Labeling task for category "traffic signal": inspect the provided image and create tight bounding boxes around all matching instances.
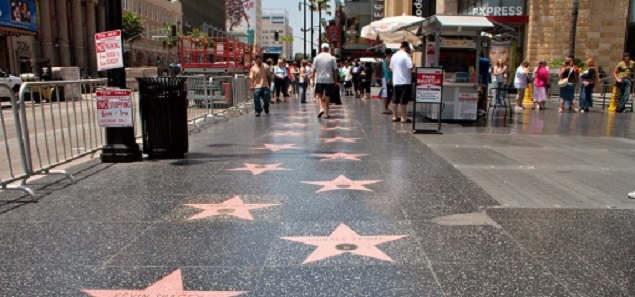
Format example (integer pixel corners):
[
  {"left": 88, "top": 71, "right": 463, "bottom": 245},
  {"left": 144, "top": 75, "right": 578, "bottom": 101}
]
[
  {"left": 170, "top": 25, "right": 177, "bottom": 37},
  {"left": 274, "top": 31, "right": 279, "bottom": 41}
]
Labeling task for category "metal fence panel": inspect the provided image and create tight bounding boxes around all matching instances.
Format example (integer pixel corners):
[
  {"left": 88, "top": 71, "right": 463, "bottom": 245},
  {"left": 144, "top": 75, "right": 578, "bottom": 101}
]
[{"left": 0, "top": 83, "right": 34, "bottom": 197}]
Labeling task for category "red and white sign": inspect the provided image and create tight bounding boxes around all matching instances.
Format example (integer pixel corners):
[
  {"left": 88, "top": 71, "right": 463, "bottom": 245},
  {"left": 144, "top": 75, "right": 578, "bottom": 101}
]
[
  {"left": 95, "top": 30, "right": 124, "bottom": 71},
  {"left": 415, "top": 68, "right": 443, "bottom": 103},
  {"left": 96, "top": 89, "right": 133, "bottom": 127},
  {"left": 455, "top": 92, "right": 479, "bottom": 120}
]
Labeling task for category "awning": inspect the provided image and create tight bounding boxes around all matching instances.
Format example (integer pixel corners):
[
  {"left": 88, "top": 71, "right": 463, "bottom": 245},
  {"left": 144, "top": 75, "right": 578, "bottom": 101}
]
[
  {"left": 0, "top": 26, "right": 36, "bottom": 37},
  {"left": 431, "top": 15, "right": 494, "bottom": 28}
]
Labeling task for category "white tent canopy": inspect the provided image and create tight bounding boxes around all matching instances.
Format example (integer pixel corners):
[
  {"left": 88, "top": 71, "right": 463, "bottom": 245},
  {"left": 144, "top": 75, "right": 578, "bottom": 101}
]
[{"left": 360, "top": 14, "right": 425, "bottom": 45}]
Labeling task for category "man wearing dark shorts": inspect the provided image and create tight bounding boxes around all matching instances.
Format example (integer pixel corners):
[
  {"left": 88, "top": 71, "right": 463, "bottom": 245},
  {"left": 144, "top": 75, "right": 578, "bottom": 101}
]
[
  {"left": 389, "top": 41, "right": 414, "bottom": 123},
  {"left": 311, "top": 43, "right": 338, "bottom": 119}
]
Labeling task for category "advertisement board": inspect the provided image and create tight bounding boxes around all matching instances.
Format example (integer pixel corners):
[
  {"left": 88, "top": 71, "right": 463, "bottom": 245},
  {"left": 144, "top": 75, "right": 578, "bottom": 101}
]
[
  {"left": 96, "top": 90, "right": 134, "bottom": 128},
  {"left": 95, "top": 30, "right": 124, "bottom": 71},
  {"left": 415, "top": 68, "right": 443, "bottom": 103},
  {"left": 455, "top": 92, "right": 478, "bottom": 120},
  {"left": 0, "top": 0, "right": 37, "bottom": 32},
  {"left": 226, "top": 0, "right": 256, "bottom": 34}
]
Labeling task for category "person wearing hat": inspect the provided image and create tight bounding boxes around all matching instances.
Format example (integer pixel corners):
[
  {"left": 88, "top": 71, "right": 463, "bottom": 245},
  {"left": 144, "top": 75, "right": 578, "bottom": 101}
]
[
  {"left": 389, "top": 41, "right": 414, "bottom": 123},
  {"left": 311, "top": 43, "right": 338, "bottom": 119}
]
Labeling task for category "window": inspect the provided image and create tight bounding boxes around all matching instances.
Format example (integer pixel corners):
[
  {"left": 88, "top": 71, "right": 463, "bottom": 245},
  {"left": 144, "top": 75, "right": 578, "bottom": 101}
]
[{"left": 123, "top": 0, "right": 128, "bottom": 10}]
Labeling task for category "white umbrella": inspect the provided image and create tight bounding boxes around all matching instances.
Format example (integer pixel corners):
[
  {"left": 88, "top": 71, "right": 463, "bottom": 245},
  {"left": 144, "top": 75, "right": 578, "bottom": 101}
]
[{"left": 361, "top": 14, "right": 424, "bottom": 44}]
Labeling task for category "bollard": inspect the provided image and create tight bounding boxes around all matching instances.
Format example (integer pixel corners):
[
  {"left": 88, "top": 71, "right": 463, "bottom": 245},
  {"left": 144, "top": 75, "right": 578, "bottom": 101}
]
[
  {"left": 523, "top": 83, "right": 533, "bottom": 106},
  {"left": 609, "top": 85, "right": 619, "bottom": 112}
]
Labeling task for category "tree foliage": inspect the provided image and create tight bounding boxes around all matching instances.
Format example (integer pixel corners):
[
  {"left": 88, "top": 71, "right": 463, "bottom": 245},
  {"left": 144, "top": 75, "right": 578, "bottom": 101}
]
[{"left": 122, "top": 12, "right": 144, "bottom": 42}]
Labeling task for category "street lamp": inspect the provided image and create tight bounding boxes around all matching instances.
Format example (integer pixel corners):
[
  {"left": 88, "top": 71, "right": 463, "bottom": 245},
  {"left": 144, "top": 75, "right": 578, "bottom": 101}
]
[{"left": 298, "top": 1, "right": 307, "bottom": 58}]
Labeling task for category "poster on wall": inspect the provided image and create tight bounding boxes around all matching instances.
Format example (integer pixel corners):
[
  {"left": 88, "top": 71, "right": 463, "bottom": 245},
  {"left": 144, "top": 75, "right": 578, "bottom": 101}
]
[
  {"left": 0, "top": 0, "right": 37, "bottom": 32},
  {"left": 489, "top": 41, "right": 513, "bottom": 66},
  {"left": 226, "top": 0, "right": 256, "bottom": 34}
]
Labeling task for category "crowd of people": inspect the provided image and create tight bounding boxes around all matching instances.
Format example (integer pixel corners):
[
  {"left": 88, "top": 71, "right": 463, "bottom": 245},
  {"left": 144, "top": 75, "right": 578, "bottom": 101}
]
[
  {"left": 480, "top": 52, "right": 635, "bottom": 115},
  {"left": 249, "top": 42, "right": 415, "bottom": 121}
]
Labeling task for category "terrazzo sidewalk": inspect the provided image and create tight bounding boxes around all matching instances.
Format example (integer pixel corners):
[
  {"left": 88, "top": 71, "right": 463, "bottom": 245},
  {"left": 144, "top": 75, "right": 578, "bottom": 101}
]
[{"left": 1, "top": 94, "right": 634, "bottom": 296}]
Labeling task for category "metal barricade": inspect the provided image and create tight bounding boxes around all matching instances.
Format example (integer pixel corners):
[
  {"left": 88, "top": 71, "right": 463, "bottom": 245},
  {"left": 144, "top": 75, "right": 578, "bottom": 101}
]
[
  {"left": 232, "top": 75, "right": 252, "bottom": 114},
  {"left": 208, "top": 76, "right": 234, "bottom": 120},
  {"left": 17, "top": 79, "right": 108, "bottom": 186},
  {"left": 0, "top": 83, "right": 35, "bottom": 197},
  {"left": 125, "top": 78, "right": 143, "bottom": 138},
  {"left": 181, "top": 75, "right": 213, "bottom": 131}
]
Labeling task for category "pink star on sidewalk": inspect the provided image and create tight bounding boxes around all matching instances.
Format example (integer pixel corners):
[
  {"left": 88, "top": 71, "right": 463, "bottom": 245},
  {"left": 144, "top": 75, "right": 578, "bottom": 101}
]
[
  {"left": 184, "top": 196, "right": 279, "bottom": 221},
  {"left": 270, "top": 131, "right": 306, "bottom": 136},
  {"left": 286, "top": 116, "right": 311, "bottom": 119},
  {"left": 227, "top": 163, "right": 293, "bottom": 175},
  {"left": 281, "top": 224, "right": 407, "bottom": 264},
  {"left": 281, "top": 123, "right": 308, "bottom": 128},
  {"left": 321, "top": 136, "right": 362, "bottom": 143},
  {"left": 311, "top": 152, "right": 369, "bottom": 161},
  {"left": 82, "top": 269, "right": 248, "bottom": 297},
  {"left": 252, "top": 143, "right": 301, "bottom": 152},
  {"left": 323, "top": 126, "right": 353, "bottom": 131},
  {"left": 301, "top": 175, "right": 382, "bottom": 192}
]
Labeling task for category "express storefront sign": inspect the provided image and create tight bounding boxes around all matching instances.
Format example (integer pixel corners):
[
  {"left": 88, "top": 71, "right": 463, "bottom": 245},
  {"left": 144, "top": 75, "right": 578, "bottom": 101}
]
[{"left": 459, "top": 0, "right": 526, "bottom": 17}]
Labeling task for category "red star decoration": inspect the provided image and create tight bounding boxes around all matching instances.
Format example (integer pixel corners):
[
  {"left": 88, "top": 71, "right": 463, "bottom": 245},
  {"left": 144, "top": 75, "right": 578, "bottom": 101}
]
[
  {"left": 184, "top": 196, "right": 279, "bottom": 221},
  {"left": 301, "top": 175, "right": 382, "bottom": 192},
  {"left": 281, "top": 123, "right": 308, "bottom": 128},
  {"left": 270, "top": 131, "right": 306, "bottom": 136},
  {"left": 82, "top": 269, "right": 248, "bottom": 297},
  {"left": 281, "top": 224, "right": 407, "bottom": 264},
  {"left": 321, "top": 136, "right": 362, "bottom": 143},
  {"left": 251, "top": 143, "right": 301, "bottom": 152},
  {"left": 227, "top": 163, "right": 293, "bottom": 175},
  {"left": 311, "top": 152, "right": 369, "bottom": 161},
  {"left": 323, "top": 126, "right": 353, "bottom": 131}
]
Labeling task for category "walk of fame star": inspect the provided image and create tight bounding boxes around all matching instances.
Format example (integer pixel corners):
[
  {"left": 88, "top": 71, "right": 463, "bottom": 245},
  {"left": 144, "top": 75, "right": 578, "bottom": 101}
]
[
  {"left": 227, "top": 163, "right": 292, "bottom": 175},
  {"left": 321, "top": 136, "right": 362, "bottom": 143},
  {"left": 286, "top": 116, "right": 311, "bottom": 119},
  {"left": 311, "top": 152, "right": 369, "bottom": 161},
  {"left": 252, "top": 143, "right": 301, "bottom": 152},
  {"left": 301, "top": 175, "right": 382, "bottom": 192},
  {"left": 82, "top": 269, "right": 248, "bottom": 297},
  {"left": 323, "top": 126, "right": 353, "bottom": 131},
  {"left": 270, "top": 131, "right": 306, "bottom": 136},
  {"left": 281, "top": 224, "right": 407, "bottom": 264},
  {"left": 184, "top": 196, "right": 279, "bottom": 221},
  {"left": 281, "top": 123, "right": 307, "bottom": 128}
]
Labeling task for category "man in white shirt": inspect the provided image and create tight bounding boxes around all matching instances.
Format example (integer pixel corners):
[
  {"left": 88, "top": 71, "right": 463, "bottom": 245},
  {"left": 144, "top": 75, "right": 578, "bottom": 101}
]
[
  {"left": 311, "top": 43, "right": 338, "bottom": 119},
  {"left": 389, "top": 41, "right": 414, "bottom": 123}
]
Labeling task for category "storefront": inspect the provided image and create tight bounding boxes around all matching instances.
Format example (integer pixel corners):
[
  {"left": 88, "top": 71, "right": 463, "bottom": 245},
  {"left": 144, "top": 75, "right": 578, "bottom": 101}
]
[
  {"left": 0, "top": 0, "right": 38, "bottom": 75},
  {"left": 457, "top": 0, "right": 527, "bottom": 68}
]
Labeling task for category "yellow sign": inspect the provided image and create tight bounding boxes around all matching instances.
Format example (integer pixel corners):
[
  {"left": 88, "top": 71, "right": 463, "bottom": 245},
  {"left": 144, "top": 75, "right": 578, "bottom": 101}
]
[{"left": 281, "top": 37, "right": 294, "bottom": 42}]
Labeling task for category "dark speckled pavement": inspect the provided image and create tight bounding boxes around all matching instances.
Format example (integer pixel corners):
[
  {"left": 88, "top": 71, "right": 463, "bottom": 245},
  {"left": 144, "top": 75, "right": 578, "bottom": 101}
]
[{"left": 1, "top": 94, "right": 634, "bottom": 297}]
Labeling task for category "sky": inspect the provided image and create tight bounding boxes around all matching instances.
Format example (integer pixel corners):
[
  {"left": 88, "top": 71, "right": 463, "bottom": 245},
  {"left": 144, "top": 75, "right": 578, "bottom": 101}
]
[{"left": 262, "top": 0, "right": 335, "bottom": 56}]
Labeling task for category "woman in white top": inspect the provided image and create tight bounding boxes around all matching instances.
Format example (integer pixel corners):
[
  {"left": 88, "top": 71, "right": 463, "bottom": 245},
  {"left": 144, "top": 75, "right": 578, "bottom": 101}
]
[
  {"left": 513, "top": 61, "right": 530, "bottom": 111},
  {"left": 343, "top": 62, "right": 353, "bottom": 96},
  {"left": 492, "top": 59, "right": 507, "bottom": 106},
  {"left": 273, "top": 59, "right": 289, "bottom": 102}
]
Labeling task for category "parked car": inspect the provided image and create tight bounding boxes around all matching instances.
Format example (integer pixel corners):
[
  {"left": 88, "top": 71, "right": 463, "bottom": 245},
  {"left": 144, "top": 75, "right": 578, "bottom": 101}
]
[{"left": 0, "top": 69, "right": 22, "bottom": 102}]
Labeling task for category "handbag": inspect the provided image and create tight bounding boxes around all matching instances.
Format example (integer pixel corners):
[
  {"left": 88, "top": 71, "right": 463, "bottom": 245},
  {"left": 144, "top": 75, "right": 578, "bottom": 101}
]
[{"left": 558, "top": 69, "right": 573, "bottom": 87}]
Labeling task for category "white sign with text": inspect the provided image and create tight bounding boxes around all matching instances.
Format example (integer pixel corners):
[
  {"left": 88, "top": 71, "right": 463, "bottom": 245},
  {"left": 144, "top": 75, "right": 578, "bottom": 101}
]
[
  {"left": 95, "top": 30, "right": 124, "bottom": 71},
  {"left": 96, "top": 89, "right": 133, "bottom": 127}
]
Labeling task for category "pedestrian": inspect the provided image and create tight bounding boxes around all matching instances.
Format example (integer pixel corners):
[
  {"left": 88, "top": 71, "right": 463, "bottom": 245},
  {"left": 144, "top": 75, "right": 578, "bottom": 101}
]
[
  {"left": 513, "top": 61, "right": 530, "bottom": 111},
  {"left": 266, "top": 58, "right": 276, "bottom": 104},
  {"left": 478, "top": 53, "right": 491, "bottom": 116},
  {"left": 361, "top": 62, "right": 373, "bottom": 99},
  {"left": 344, "top": 62, "right": 353, "bottom": 96},
  {"left": 298, "top": 60, "right": 309, "bottom": 104},
  {"left": 533, "top": 60, "right": 549, "bottom": 110},
  {"left": 389, "top": 41, "right": 414, "bottom": 123},
  {"left": 579, "top": 57, "right": 598, "bottom": 113},
  {"left": 492, "top": 58, "right": 507, "bottom": 106},
  {"left": 291, "top": 62, "right": 300, "bottom": 96},
  {"left": 558, "top": 57, "right": 578, "bottom": 113},
  {"left": 311, "top": 43, "right": 338, "bottom": 119},
  {"left": 273, "top": 59, "right": 289, "bottom": 102},
  {"left": 614, "top": 52, "right": 635, "bottom": 113},
  {"left": 338, "top": 62, "right": 346, "bottom": 97},
  {"left": 381, "top": 49, "right": 394, "bottom": 114},
  {"left": 249, "top": 55, "right": 271, "bottom": 117},
  {"left": 352, "top": 61, "right": 362, "bottom": 98}
]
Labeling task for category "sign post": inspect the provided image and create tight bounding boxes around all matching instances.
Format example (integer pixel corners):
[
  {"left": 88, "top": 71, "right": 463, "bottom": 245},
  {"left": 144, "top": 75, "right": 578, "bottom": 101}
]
[
  {"left": 99, "top": 0, "right": 141, "bottom": 163},
  {"left": 412, "top": 67, "right": 443, "bottom": 134}
]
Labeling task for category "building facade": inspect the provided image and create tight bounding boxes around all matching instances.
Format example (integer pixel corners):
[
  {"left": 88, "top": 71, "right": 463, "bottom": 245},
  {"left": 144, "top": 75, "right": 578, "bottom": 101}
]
[
  {"left": 261, "top": 9, "right": 293, "bottom": 60},
  {"left": 182, "top": 0, "right": 225, "bottom": 34}
]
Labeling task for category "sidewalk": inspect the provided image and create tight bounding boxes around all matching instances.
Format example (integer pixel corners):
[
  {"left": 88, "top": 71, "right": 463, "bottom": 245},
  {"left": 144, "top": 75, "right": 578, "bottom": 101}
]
[{"left": 0, "top": 93, "right": 634, "bottom": 296}]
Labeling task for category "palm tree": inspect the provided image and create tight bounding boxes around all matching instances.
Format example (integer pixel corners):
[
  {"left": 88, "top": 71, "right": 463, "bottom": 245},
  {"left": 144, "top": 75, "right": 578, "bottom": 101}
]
[
  {"left": 162, "top": 24, "right": 179, "bottom": 74},
  {"left": 309, "top": 0, "right": 331, "bottom": 45},
  {"left": 122, "top": 12, "right": 144, "bottom": 66}
]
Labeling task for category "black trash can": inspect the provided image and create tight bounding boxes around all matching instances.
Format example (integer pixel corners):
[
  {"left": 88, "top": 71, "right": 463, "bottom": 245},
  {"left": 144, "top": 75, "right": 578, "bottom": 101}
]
[{"left": 137, "top": 77, "right": 188, "bottom": 159}]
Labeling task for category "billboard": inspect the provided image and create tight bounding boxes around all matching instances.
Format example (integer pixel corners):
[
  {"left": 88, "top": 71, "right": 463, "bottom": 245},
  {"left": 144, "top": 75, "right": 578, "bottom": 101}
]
[
  {"left": 0, "top": 0, "right": 37, "bottom": 32},
  {"left": 226, "top": 0, "right": 256, "bottom": 34}
]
